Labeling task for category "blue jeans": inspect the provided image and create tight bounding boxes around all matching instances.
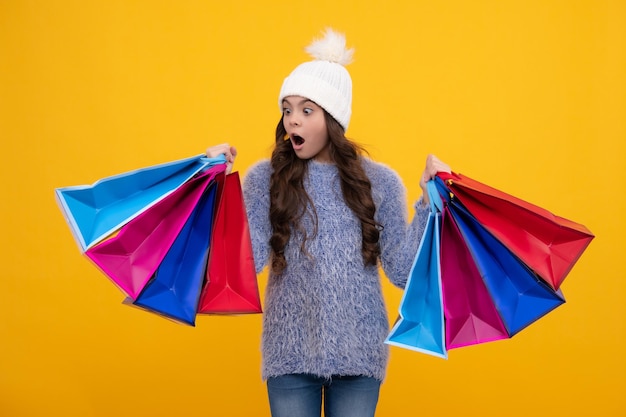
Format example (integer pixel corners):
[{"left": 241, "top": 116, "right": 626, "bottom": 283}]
[{"left": 266, "top": 374, "right": 381, "bottom": 417}]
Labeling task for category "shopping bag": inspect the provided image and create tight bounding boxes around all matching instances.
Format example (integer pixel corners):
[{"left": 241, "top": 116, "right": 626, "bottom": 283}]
[
  {"left": 437, "top": 172, "right": 594, "bottom": 290},
  {"left": 85, "top": 165, "right": 225, "bottom": 300},
  {"left": 387, "top": 172, "right": 592, "bottom": 358},
  {"left": 385, "top": 182, "right": 446, "bottom": 358},
  {"left": 132, "top": 181, "right": 219, "bottom": 325},
  {"left": 443, "top": 185, "right": 566, "bottom": 336},
  {"left": 440, "top": 204, "right": 509, "bottom": 349},
  {"left": 197, "top": 171, "right": 262, "bottom": 314},
  {"left": 56, "top": 155, "right": 224, "bottom": 251}
]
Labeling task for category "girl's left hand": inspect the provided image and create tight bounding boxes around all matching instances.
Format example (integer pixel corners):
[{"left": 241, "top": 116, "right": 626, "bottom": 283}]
[
  {"left": 206, "top": 143, "right": 237, "bottom": 174},
  {"left": 419, "top": 154, "right": 451, "bottom": 206}
]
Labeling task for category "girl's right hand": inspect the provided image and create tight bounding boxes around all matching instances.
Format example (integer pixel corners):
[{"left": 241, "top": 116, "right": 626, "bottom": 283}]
[
  {"left": 419, "top": 154, "right": 451, "bottom": 207},
  {"left": 206, "top": 143, "right": 237, "bottom": 174}
]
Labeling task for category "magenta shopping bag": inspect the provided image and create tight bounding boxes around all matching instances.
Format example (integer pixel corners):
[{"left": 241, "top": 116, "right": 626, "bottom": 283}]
[{"left": 85, "top": 165, "right": 226, "bottom": 299}]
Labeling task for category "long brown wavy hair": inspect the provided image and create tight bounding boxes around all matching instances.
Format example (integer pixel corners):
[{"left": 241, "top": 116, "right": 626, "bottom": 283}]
[{"left": 269, "top": 111, "right": 381, "bottom": 274}]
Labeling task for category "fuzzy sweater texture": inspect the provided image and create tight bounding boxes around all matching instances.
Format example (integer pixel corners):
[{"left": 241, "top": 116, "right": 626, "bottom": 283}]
[{"left": 242, "top": 158, "right": 429, "bottom": 382}]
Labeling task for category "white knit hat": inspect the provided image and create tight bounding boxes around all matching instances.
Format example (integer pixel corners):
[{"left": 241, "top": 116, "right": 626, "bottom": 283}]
[{"left": 278, "top": 28, "right": 354, "bottom": 130}]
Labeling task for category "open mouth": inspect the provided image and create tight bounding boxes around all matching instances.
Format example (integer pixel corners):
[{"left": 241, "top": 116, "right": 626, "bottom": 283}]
[{"left": 292, "top": 134, "right": 305, "bottom": 146}]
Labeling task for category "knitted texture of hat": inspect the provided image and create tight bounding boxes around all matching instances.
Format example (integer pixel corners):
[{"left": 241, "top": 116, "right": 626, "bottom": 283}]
[{"left": 279, "top": 29, "right": 354, "bottom": 130}]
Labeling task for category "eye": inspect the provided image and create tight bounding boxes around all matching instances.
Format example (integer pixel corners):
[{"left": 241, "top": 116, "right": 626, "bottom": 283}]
[
  {"left": 282, "top": 108, "right": 291, "bottom": 115},
  {"left": 303, "top": 108, "right": 313, "bottom": 115}
]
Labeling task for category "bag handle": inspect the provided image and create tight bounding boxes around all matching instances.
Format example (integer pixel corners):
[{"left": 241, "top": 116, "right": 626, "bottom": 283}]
[
  {"left": 436, "top": 171, "right": 461, "bottom": 183},
  {"left": 427, "top": 180, "right": 444, "bottom": 213},
  {"left": 434, "top": 177, "right": 453, "bottom": 204},
  {"left": 199, "top": 154, "right": 227, "bottom": 169}
]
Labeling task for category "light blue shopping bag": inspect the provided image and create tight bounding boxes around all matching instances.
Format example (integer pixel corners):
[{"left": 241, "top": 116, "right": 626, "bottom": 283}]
[
  {"left": 385, "top": 182, "right": 447, "bottom": 359},
  {"left": 55, "top": 154, "right": 226, "bottom": 251}
]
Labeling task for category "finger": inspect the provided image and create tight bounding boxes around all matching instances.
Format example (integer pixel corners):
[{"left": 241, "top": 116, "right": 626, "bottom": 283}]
[
  {"left": 206, "top": 145, "right": 224, "bottom": 157},
  {"left": 227, "top": 146, "right": 238, "bottom": 164},
  {"left": 424, "top": 156, "right": 438, "bottom": 179},
  {"left": 206, "top": 143, "right": 233, "bottom": 160},
  {"left": 207, "top": 143, "right": 229, "bottom": 152},
  {"left": 427, "top": 154, "right": 451, "bottom": 175}
]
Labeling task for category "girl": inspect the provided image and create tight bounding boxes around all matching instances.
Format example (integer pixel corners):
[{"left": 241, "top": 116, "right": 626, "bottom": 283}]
[{"left": 207, "top": 29, "right": 450, "bottom": 417}]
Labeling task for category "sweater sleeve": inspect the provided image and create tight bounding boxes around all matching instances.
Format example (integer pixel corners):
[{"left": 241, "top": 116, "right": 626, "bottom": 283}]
[
  {"left": 241, "top": 160, "right": 272, "bottom": 273},
  {"left": 369, "top": 162, "right": 430, "bottom": 289}
]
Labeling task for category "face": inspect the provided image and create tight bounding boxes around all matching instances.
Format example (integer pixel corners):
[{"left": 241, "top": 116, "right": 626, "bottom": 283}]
[{"left": 282, "top": 96, "right": 331, "bottom": 162}]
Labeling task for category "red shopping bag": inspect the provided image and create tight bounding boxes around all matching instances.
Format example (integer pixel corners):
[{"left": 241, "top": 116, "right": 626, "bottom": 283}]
[
  {"left": 197, "top": 171, "right": 262, "bottom": 314},
  {"left": 437, "top": 172, "right": 594, "bottom": 290}
]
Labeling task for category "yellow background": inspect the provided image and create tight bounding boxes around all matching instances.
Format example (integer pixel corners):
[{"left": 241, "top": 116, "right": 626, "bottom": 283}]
[{"left": 1, "top": 1, "right": 624, "bottom": 416}]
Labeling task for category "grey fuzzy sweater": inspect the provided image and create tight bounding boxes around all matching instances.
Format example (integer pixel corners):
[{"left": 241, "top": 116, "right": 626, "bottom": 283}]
[{"left": 242, "top": 158, "right": 429, "bottom": 381}]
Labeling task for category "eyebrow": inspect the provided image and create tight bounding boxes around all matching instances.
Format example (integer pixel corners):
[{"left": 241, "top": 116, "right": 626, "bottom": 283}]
[{"left": 282, "top": 98, "right": 316, "bottom": 107}]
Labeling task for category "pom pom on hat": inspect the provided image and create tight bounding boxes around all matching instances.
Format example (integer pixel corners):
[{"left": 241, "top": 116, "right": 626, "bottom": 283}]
[
  {"left": 279, "top": 28, "right": 354, "bottom": 130},
  {"left": 305, "top": 28, "right": 354, "bottom": 65}
]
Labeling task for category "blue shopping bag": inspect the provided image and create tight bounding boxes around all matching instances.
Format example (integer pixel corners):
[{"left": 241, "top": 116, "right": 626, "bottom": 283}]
[
  {"left": 132, "top": 180, "right": 219, "bottom": 325},
  {"left": 386, "top": 182, "right": 447, "bottom": 358},
  {"left": 56, "top": 154, "right": 226, "bottom": 251}
]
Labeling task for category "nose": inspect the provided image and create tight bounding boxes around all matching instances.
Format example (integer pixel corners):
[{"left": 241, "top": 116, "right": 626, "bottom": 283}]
[{"left": 289, "top": 114, "right": 301, "bottom": 126}]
